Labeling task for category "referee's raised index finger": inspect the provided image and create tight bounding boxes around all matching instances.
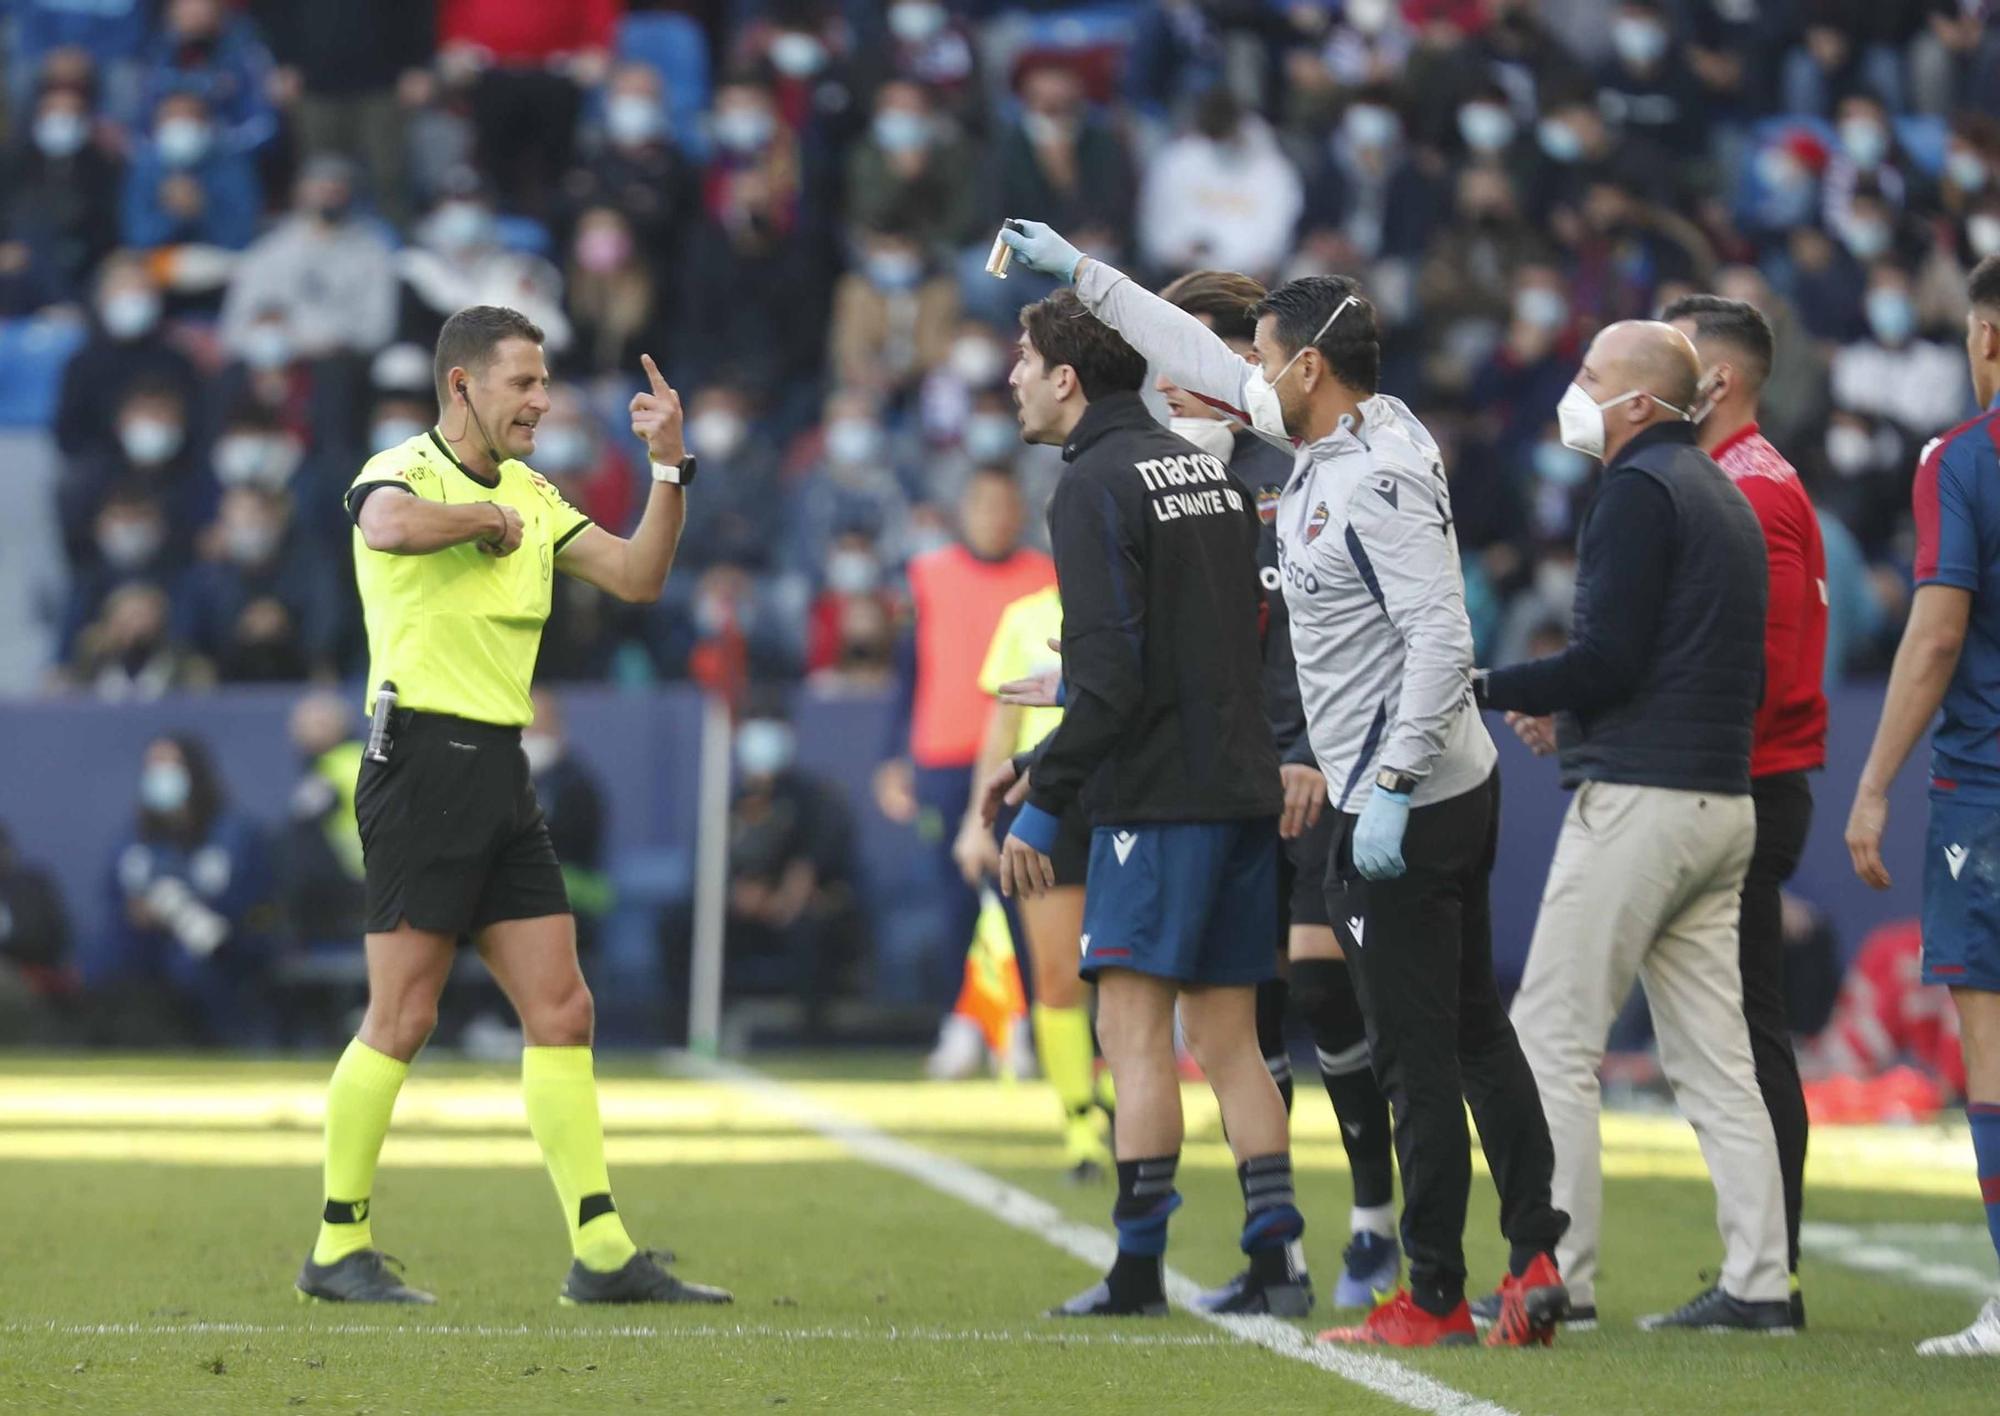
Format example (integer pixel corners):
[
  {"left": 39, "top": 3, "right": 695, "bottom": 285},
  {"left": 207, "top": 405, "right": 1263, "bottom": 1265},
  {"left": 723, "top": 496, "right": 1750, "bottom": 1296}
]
[{"left": 640, "top": 352, "right": 670, "bottom": 395}]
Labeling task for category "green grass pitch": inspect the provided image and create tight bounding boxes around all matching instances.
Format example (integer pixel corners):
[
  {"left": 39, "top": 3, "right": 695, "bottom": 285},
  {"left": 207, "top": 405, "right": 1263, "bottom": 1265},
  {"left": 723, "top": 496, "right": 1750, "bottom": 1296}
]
[{"left": 0, "top": 1053, "right": 1994, "bottom": 1414}]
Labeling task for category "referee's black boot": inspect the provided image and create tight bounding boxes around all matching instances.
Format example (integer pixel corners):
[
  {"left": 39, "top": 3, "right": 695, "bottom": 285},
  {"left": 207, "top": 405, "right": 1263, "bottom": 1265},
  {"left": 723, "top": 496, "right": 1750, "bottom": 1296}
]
[
  {"left": 296, "top": 1249, "right": 436, "bottom": 1304},
  {"left": 1636, "top": 1283, "right": 1795, "bottom": 1334},
  {"left": 559, "top": 1249, "right": 733, "bottom": 1306}
]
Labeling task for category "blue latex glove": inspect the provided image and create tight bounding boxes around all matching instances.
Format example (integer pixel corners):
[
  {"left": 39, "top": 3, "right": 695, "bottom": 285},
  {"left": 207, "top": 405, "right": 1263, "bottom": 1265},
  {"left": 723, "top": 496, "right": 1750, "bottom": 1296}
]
[
  {"left": 998, "top": 219, "right": 1084, "bottom": 282},
  {"left": 1351, "top": 786, "right": 1411, "bottom": 881}
]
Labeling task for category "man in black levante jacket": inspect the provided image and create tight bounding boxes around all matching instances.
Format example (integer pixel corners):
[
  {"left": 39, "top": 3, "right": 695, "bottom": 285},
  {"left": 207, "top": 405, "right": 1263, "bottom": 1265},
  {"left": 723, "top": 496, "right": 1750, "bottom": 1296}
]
[{"left": 980, "top": 290, "right": 1298, "bottom": 1319}]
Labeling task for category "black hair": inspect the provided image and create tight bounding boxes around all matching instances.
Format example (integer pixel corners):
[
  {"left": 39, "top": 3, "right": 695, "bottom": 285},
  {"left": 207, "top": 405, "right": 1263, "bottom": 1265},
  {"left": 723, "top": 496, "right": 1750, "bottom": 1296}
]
[
  {"left": 434, "top": 305, "right": 545, "bottom": 405},
  {"left": 1255, "top": 275, "right": 1380, "bottom": 394},
  {"left": 1972, "top": 255, "right": 2000, "bottom": 317},
  {"left": 1659, "top": 293, "right": 1776, "bottom": 391},
  {"left": 1018, "top": 289, "right": 1147, "bottom": 400}
]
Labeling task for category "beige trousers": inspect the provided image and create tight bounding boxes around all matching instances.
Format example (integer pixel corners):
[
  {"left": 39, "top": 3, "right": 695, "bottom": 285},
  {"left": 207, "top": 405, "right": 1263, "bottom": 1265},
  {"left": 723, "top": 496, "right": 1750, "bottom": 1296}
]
[{"left": 1511, "top": 780, "right": 1789, "bottom": 1307}]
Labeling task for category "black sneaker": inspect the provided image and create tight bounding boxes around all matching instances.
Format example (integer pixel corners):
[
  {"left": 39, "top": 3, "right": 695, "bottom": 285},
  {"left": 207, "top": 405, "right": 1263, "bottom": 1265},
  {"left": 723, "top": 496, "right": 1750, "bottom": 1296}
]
[
  {"left": 1049, "top": 1278, "right": 1167, "bottom": 1318},
  {"left": 1637, "top": 1284, "right": 1795, "bottom": 1334},
  {"left": 1193, "top": 1242, "right": 1313, "bottom": 1317},
  {"left": 559, "top": 1249, "right": 733, "bottom": 1306},
  {"left": 296, "top": 1250, "right": 435, "bottom": 1305},
  {"left": 1471, "top": 1289, "right": 1596, "bottom": 1332}
]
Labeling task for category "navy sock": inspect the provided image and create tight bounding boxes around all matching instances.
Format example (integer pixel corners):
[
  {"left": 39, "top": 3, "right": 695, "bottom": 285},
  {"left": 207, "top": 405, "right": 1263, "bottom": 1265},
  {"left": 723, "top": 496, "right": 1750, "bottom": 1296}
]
[
  {"left": 1972, "top": 1103, "right": 2000, "bottom": 1270},
  {"left": 1109, "top": 1155, "right": 1179, "bottom": 1303},
  {"left": 1293, "top": 958, "right": 1395, "bottom": 1209}
]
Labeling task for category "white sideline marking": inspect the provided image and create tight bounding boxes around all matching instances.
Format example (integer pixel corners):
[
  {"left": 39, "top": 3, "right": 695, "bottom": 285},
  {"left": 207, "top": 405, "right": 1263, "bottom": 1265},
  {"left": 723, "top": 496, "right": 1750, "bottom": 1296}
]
[
  {"left": 1800, "top": 1222, "right": 2000, "bottom": 1299},
  {"left": 3, "top": 1320, "right": 1228, "bottom": 1349},
  {"left": 695, "top": 1059, "right": 1520, "bottom": 1416}
]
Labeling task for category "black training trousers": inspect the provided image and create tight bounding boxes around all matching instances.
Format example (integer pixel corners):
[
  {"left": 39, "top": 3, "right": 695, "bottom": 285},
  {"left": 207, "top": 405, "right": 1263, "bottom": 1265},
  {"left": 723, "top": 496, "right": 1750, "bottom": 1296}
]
[
  {"left": 1326, "top": 770, "right": 1569, "bottom": 1313},
  {"left": 1741, "top": 770, "right": 1813, "bottom": 1272}
]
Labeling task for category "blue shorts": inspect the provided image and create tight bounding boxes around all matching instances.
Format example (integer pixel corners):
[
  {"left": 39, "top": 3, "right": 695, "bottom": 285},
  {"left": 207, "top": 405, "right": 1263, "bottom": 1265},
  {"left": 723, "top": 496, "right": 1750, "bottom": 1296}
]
[
  {"left": 1922, "top": 797, "right": 2000, "bottom": 992},
  {"left": 1079, "top": 819, "right": 1278, "bottom": 986}
]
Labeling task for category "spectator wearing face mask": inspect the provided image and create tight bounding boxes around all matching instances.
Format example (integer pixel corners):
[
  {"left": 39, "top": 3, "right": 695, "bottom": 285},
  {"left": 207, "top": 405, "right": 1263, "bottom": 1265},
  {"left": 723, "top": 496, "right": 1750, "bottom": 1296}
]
[
  {"left": 1468, "top": 265, "right": 1584, "bottom": 478},
  {"left": 784, "top": 388, "right": 912, "bottom": 574},
  {"left": 88, "top": 734, "right": 273, "bottom": 1046},
  {"left": 249, "top": 0, "right": 434, "bottom": 226},
  {"left": 1418, "top": 167, "right": 1552, "bottom": 391},
  {"left": 829, "top": 217, "right": 960, "bottom": 398},
  {"left": 846, "top": 79, "right": 978, "bottom": 260},
  {"left": 1287, "top": 0, "right": 1414, "bottom": 132},
  {"left": 399, "top": 184, "right": 572, "bottom": 352},
  {"left": 219, "top": 157, "right": 398, "bottom": 362},
  {"left": 65, "top": 581, "right": 212, "bottom": 699},
  {"left": 176, "top": 484, "right": 339, "bottom": 682},
  {"left": 1296, "top": 91, "right": 1440, "bottom": 281},
  {"left": 1821, "top": 93, "right": 1923, "bottom": 250},
  {"left": 0, "top": 81, "right": 122, "bottom": 307},
  {"left": 54, "top": 254, "right": 201, "bottom": 464},
  {"left": 679, "top": 382, "right": 783, "bottom": 571},
  {"left": 567, "top": 205, "right": 668, "bottom": 378},
  {"left": 1452, "top": 82, "right": 1534, "bottom": 183},
  {"left": 1832, "top": 262, "right": 1971, "bottom": 444},
  {"left": 805, "top": 531, "right": 894, "bottom": 676},
  {"left": 1593, "top": 0, "right": 1704, "bottom": 165},
  {"left": 680, "top": 77, "right": 825, "bottom": 406},
  {"left": 874, "top": 0, "right": 982, "bottom": 134},
  {"left": 133, "top": 0, "right": 280, "bottom": 155},
  {"left": 561, "top": 63, "right": 698, "bottom": 286},
  {"left": 726, "top": 710, "right": 860, "bottom": 1040},
  {"left": 120, "top": 89, "right": 260, "bottom": 251},
  {"left": 59, "top": 484, "right": 182, "bottom": 659},
  {"left": 742, "top": 9, "right": 862, "bottom": 160},
  {"left": 1139, "top": 89, "right": 1302, "bottom": 284},
  {"left": 60, "top": 380, "right": 200, "bottom": 562}
]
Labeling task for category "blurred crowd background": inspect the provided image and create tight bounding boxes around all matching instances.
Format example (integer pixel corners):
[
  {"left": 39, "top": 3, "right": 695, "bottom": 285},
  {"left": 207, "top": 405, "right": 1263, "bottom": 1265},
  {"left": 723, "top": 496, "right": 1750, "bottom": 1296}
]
[{"left": 0, "top": 0, "right": 1992, "bottom": 1074}]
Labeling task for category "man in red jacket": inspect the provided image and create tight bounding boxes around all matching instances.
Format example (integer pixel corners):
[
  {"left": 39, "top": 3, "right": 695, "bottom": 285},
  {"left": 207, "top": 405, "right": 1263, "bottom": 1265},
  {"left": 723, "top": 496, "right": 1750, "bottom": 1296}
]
[{"left": 1666, "top": 295, "right": 1828, "bottom": 1320}]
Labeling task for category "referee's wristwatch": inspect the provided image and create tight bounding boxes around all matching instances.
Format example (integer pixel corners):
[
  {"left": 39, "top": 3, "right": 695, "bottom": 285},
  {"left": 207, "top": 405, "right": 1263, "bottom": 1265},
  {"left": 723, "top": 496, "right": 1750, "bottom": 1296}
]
[
  {"left": 650, "top": 453, "right": 698, "bottom": 486},
  {"left": 1376, "top": 767, "right": 1419, "bottom": 797}
]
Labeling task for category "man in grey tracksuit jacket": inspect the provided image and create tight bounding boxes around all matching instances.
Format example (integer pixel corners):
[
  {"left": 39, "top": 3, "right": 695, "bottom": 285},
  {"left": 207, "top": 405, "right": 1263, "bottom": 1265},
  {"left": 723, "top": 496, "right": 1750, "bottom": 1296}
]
[{"left": 999, "top": 219, "right": 1570, "bottom": 1344}]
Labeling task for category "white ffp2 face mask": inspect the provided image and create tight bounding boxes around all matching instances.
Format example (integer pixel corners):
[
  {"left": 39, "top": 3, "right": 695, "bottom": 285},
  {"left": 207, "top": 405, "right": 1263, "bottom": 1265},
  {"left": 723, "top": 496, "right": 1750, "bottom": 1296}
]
[
  {"left": 1244, "top": 295, "right": 1359, "bottom": 441},
  {"left": 1554, "top": 383, "right": 1689, "bottom": 459},
  {"left": 1167, "top": 415, "right": 1238, "bottom": 463}
]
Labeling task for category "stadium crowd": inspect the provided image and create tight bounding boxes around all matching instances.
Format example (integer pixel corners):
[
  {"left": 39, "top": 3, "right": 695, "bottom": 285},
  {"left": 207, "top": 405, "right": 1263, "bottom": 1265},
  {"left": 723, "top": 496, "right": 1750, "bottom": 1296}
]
[{"left": 4, "top": 0, "right": 1996, "bottom": 705}]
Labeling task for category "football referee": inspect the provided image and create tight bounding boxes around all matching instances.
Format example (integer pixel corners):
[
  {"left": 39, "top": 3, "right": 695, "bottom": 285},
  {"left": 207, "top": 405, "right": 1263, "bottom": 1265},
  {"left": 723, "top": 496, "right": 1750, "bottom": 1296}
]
[{"left": 296, "top": 305, "right": 730, "bottom": 1307}]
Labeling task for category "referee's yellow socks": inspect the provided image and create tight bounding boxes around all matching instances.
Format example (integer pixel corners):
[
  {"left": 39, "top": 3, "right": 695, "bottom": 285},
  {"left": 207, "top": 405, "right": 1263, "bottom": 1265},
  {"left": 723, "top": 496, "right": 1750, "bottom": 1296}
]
[
  {"left": 522, "top": 1045, "right": 638, "bottom": 1273},
  {"left": 313, "top": 1038, "right": 409, "bottom": 1266},
  {"left": 1033, "top": 1004, "right": 1097, "bottom": 1121}
]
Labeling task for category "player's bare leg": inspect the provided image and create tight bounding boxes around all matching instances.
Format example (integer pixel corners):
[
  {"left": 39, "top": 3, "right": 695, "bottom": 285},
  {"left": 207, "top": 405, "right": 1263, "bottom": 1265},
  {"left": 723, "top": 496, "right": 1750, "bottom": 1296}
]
[
  {"left": 1050, "top": 970, "right": 1180, "bottom": 1316},
  {"left": 480, "top": 914, "right": 731, "bottom": 1305},
  {"left": 1918, "top": 987, "right": 2000, "bottom": 1355},
  {"left": 1182, "top": 983, "right": 1310, "bottom": 1316}
]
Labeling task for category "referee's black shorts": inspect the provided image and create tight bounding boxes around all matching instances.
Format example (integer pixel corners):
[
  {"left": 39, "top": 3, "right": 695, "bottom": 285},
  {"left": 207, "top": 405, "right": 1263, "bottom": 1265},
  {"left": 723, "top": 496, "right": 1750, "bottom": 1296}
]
[{"left": 355, "top": 709, "right": 570, "bottom": 937}]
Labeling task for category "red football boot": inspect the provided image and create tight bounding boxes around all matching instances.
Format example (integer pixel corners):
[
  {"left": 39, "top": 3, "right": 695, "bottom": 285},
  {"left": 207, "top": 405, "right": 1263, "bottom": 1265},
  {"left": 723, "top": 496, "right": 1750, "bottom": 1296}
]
[
  {"left": 1484, "top": 1252, "right": 1569, "bottom": 1348},
  {"left": 1316, "top": 1289, "right": 1476, "bottom": 1347}
]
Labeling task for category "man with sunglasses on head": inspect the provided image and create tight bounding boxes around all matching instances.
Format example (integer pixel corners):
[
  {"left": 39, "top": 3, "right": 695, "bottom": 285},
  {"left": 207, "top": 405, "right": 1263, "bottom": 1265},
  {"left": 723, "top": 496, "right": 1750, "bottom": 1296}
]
[{"left": 998, "top": 221, "right": 1570, "bottom": 1350}]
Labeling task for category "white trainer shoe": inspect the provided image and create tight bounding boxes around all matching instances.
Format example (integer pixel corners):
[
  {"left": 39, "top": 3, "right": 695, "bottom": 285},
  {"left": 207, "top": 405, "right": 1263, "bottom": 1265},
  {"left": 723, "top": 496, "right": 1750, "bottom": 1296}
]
[{"left": 1916, "top": 1296, "right": 2000, "bottom": 1357}]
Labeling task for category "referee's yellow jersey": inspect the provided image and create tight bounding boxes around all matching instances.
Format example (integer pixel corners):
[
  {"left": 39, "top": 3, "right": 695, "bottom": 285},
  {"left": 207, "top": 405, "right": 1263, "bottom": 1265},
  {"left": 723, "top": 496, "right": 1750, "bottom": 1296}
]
[
  {"left": 348, "top": 430, "right": 592, "bottom": 727},
  {"left": 977, "top": 585, "right": 1065, "bottom": 756}
]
